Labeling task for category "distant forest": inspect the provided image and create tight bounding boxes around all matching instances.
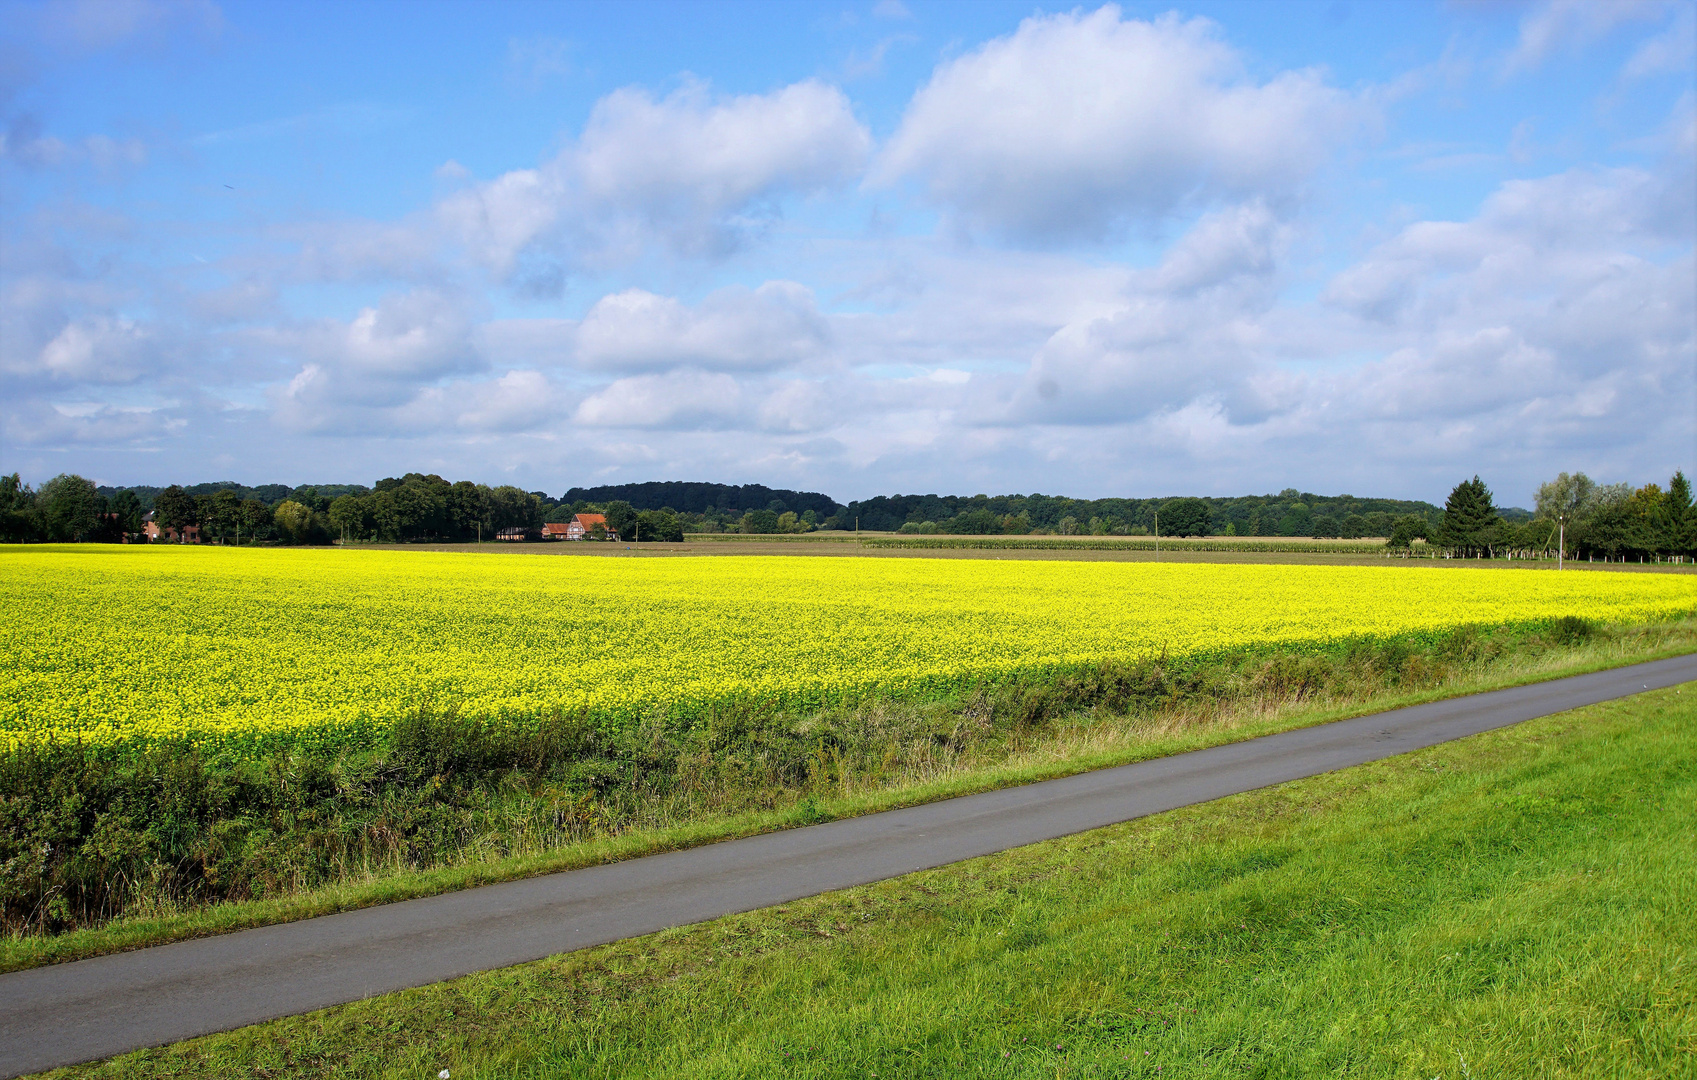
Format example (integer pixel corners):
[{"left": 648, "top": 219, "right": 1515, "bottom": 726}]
[
  {"left": 560, "top": 481, "right": 839, "bottom": 519},
  {"left": 833, "top": 490, "right": 1473, "bottom": 539},
  {"left": 70, "top": 479, "right": 1461, "bottom": 539},
  {"left": 24, "top": 470, "right": 1697, "bottom": 563}
]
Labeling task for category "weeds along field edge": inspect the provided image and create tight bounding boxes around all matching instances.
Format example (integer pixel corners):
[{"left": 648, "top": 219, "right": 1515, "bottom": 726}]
[{"left": 3, "top": 612, "right": 1691, "bottom": 970}]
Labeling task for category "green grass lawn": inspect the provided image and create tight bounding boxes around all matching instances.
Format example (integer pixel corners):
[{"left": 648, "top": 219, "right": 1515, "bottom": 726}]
[{"left": 51, "top": 684, "right": 1697, "bottom": 1079}]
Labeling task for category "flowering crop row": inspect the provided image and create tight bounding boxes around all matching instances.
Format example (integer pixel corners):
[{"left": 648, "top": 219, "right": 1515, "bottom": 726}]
[{"left": 3, "top": 546, "right": 1693, "bottom": 754}]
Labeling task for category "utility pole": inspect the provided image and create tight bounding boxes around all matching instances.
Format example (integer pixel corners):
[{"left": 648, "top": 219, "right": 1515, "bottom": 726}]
[
  {"left": 1558, "top": 514, "right": 1564, "bottom": 571},
  {"left": 855, "top": 516, "right": 860, "bottom": 544},
  {"left": 1154, "top": 510, "right": 1159, "bottom": 561}
]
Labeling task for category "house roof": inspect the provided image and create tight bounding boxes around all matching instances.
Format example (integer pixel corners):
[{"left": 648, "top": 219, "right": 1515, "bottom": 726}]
[
  {"left": 573, "top": 513, "right": 607, "bottom": 527},
  {"left": 541, "top": 522, "right": 572, "bottom": 534}
]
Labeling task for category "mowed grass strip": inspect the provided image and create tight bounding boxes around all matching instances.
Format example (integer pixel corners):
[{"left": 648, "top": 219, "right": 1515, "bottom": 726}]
[{"left": 49, "top": 686, "right": 1697, "bottom": 1079}]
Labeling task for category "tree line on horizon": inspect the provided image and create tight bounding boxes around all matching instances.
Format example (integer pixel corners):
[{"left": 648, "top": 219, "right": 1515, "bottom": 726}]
[
  {"left": 1419, "top": 471, "right": 1696, "bottom": 562},
  {"left": 0, "top": 470, "right": 1691, "bottom": 559}
]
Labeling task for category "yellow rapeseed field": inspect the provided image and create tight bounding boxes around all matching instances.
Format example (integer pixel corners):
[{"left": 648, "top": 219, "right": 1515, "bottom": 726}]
[{"left": 3, "top": 546, "right": 1693, "bottom": 752}]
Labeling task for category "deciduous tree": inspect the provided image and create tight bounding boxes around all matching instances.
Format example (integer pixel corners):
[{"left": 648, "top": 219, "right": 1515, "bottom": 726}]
[{"left": 38, "top": 474, "right": 101, "bottom": 542}]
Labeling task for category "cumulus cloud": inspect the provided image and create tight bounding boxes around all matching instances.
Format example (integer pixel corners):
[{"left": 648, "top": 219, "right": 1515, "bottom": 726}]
[
  {"left": 1323, "top": 166, "right": 1692, "bottom": 326},
  {"left": 395, "top": 369, "right": 564, "bottom": 434},
  {"left": 577, "top": 80, "right": 870, "bottom": 235},
  {"left": 329, "top": 292, "right": 479, "bottom": 379},
  {"left": 575, "top": 281, "right": 829, "bottom": 371},
  {"left": 574, "top": 369, "right": 745, "bottom": 429},
  {"left": 25, "top": 316, "right": 156, "bottom": 383},
  {"left": 262, "top": 291, "right": 491, "bottom": 432},
  {"left": 271, "top": 363, "right": 568, "bottom": 438},
  {"left": 1152, "top": 200, "right": 1288, "bottom": 295},
  {"left": 1, "top": 395, "right": 185, "bottom": 448},
  {"left": 3, "top": 6, "right": 1689, "bottom": 506},
  {"left": 943, "top": 159, "right": 1694, "bottom": 502},
  {"left": 437, "top": 78, "right": 870, "bottom": 273},
  {"left": 1277, "top": 166, "right": 1694, "bottom": 487},
  {"left": 874, "top": 6, "right": 1367, "bottom": 242}
]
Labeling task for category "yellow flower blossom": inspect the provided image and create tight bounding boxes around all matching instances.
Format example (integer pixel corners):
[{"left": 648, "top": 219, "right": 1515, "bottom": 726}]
[{"left": 3, "top": 546, "right": 1691, "bottom": 752}]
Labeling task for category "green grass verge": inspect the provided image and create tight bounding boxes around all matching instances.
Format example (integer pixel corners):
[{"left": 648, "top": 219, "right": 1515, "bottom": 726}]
[
  {"left": 6, "top": 621, "right": 1694, "bottom": 974},
  {"left": 46, "top": 680, "right": 1697, "bottom": 1078}
]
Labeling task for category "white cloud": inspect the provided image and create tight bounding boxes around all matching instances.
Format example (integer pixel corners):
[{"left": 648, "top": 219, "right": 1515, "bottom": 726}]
[
  {"left": 34, "top": 317, "right": 153, "bottom": 382},
  {"left": 574, "top": 369, "right": 745, "bottom": 429},
  {"left": 260, "top": 291, "right": 490, "bottom": 432},
  {"left": 1323, "top": 167, "right": 1691, "bottom": 325},
  {"left": 1152, "top": 200, "right": 1288, "bottom": 295},
  {"left": 874, "top": 6, "right": 1367, "bottom": 242},
  {"left": 39, "top": 0, "right": 223, "bottom": 52},
  {"left": 438, "top": 78, "right": 871, "bottom": 273},
  {"left": 575, "top": 282, "right": 829, "bottom": 371},
  {"left": 398, "top": 369, "right": 563, "bottom": 433},
  {"left": 3, "top": 315, "right": 156, "bottom": 384},
  {"left": 271, "top": 362, "right": 568, "bottom": 438},
  {"left": 1503, "top": 0, "right": 1668, "bottom": 77},
  {"left": 1622, "top": 4, "right": 1696, "bottom": 81},
  {"left": 435, "top": 166, "right": 561, "bottom": 277},
  {"left": 314, "top": 290, "right": 480, "bottom": 379},
  {"left": 1, "top": 395, "right": 183, "bottom": 448},
  {"left": 0, "top": 118, "right": 147, "bottom": 172},
  {"left": 577, "top": 79, "right": 869, "bottom": 225}
]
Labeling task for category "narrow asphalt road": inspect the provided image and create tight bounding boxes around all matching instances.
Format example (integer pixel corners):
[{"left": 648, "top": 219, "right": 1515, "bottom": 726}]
[{"left": 5, "top": 654, "right": 1694, "bottom": 1078}]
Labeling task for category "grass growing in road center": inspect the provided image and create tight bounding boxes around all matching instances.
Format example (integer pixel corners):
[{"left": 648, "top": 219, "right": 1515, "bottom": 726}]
[{"left": 55, "top": 685, "right": 1697, "bottom": 1079}]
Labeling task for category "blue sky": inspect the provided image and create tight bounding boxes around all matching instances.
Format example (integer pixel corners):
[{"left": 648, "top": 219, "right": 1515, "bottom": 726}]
[{"left": 2, "top": 0, "right": 1692, "bottom": 505}]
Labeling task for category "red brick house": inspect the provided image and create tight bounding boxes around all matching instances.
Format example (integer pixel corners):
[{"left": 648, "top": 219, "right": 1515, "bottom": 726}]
[
  {"left": 540, "top": 522, "right": 572, "bottom": 540},
  {"left": 142, "top": 512, "right": 201, "bottom": 543},
  {"left": 566, "top": 513, "right": 615, "bottom": 540}
]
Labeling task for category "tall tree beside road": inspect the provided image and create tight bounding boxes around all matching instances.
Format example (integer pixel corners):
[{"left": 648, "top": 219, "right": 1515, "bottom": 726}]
[{"left": 1534, "top": 472, "right": 1594, "bottom": 521}]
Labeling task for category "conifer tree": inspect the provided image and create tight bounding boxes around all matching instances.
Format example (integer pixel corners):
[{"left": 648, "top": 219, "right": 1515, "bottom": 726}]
[
  {"left": 1438, "top": 476, "right": 1501, "bottom": 558},
  {"left": 1661, "top": 470, "right": 1695, "bottom": 556}
]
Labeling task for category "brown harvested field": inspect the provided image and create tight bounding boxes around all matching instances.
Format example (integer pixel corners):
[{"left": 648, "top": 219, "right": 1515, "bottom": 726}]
[{"left": 354, "top": 534, "right": 1695, "bottom": 572}]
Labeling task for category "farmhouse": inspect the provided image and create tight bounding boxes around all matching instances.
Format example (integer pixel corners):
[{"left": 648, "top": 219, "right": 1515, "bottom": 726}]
[
  {"left": 565, "top": 513, "right": 616, "bottom": 541},
  {"left": 142, "top": 512, "right": 201, "bottom": 543},
  {"left": 540, "top": 522, "right": 572, "bottom": 540},
  {"left": 494, "top": 527, "right": 529, "bottom": 542}
]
